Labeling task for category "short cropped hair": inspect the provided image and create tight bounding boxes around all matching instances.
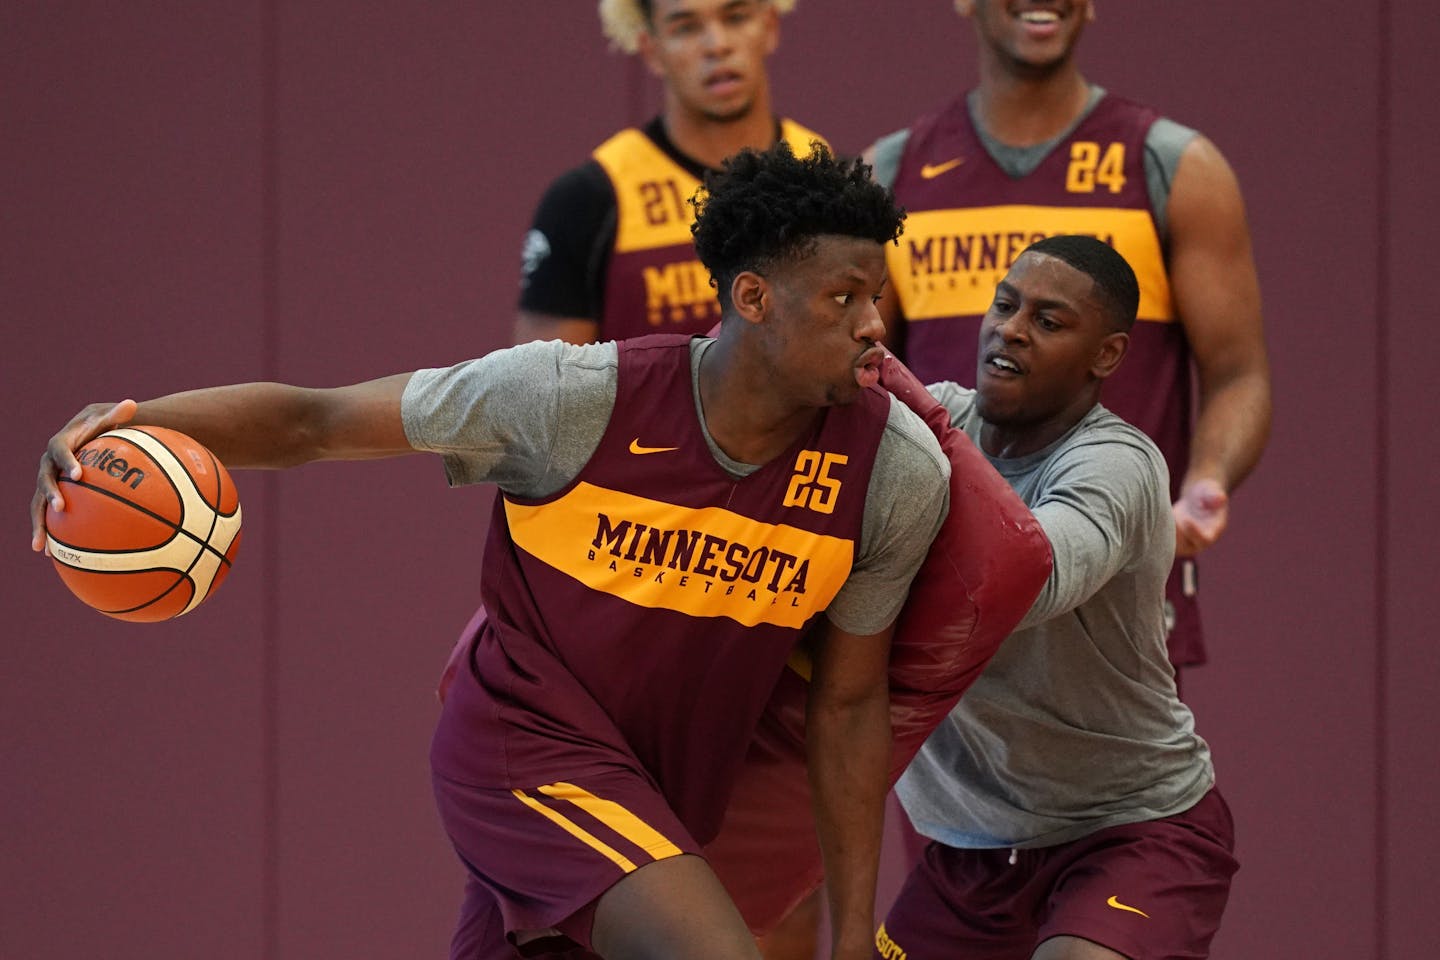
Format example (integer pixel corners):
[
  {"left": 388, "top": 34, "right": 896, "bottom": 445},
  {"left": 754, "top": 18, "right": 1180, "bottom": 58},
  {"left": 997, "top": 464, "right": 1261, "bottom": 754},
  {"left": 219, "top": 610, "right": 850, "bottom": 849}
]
[
  {"left": 1023, "top": 235, "right": 1140, "bottom": 332},
  {"left": 599, "top": 0, "right": 797, "bottom": 54},
  {"left": 691, "top": 141, "right": 905, "bottom": 310}
]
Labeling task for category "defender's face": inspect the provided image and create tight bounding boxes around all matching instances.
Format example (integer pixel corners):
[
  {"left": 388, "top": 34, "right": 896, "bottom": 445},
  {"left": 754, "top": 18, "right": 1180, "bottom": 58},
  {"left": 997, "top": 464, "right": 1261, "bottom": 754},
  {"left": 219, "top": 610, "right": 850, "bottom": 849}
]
[
  {"left": 962, "top": 0, "right": 1093, "bottom": 73},
  {"left": 640, "top": 0, "right": 779, "bottom": 122},
  {"left": 974, "top": 250, "right": 1116, "bottom": 432},
  {"left": 759, "top": 235, "right": 889, "bottom": 408}
]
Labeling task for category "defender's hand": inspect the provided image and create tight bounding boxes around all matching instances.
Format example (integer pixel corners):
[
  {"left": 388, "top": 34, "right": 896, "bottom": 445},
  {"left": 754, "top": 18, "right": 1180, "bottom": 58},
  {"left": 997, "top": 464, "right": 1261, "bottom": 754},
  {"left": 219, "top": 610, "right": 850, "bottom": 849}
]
[{"left": 1173, "top": 477, "right": 1229, "bottom": 558}]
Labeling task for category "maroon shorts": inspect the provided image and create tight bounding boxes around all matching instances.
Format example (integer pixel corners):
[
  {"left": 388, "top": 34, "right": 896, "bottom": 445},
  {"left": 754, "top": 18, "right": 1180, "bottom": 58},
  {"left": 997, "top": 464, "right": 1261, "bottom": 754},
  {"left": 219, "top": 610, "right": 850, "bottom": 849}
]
[
  {"left": 434, "top": 766, "right": 701, "bottom": 957},
  {"left": 432, "top": 630, "right": 703, "bottom": 957},
  {"left": 875, "top": 788, "right": 1237, "bottom": 960}
]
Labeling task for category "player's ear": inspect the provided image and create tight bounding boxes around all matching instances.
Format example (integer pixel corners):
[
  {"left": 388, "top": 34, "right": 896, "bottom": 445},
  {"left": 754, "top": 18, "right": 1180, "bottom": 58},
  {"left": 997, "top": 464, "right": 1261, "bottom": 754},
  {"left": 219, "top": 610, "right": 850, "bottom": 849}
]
[
  {"left": 1084, "top": 1, "right": 1097, "bottom": 23},
  {"left": 730, "top": 272, "right": 767, "bottom": 324},
  {"left": 954, "top": 0, "right": 976, "bottom": 18},
  {"left": 636, "top": 26, "right": 666, "bottom": 78},
  {"left": 1091, "top": 331, "right": 1128, "bottom": 380},
  {"left": 760, "top": 2, "right": 780, "bottom": 56}
]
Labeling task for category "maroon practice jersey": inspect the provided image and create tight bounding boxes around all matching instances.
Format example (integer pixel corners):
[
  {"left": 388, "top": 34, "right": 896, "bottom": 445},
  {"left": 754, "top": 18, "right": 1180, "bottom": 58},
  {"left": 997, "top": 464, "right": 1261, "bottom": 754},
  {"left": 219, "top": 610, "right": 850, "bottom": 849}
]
[
  {"left": 431, "top": 335, "right": 890, "bottom": 846},
  {"left": 887, "top": 93, "right": 1205, "bottom": 667}
]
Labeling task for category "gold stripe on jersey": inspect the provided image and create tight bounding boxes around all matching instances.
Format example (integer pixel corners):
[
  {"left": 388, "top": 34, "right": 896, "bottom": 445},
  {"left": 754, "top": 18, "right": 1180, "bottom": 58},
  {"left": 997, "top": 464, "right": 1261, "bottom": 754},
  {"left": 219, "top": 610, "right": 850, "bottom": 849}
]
[
  {"left": 538, "top": 783, "right": 684, "bottom": 861},
  {"left": 887, "top": 205, "right": 1174, "bottom": 323},
  {"left": 594, "top": 121, "right": 827, "bottom": 255},
  {"left": 511, "top": 788, "right": 638, "bottom": 872},
  {"left": 504, "top": 481, "right": 854, "bottom": 629}
]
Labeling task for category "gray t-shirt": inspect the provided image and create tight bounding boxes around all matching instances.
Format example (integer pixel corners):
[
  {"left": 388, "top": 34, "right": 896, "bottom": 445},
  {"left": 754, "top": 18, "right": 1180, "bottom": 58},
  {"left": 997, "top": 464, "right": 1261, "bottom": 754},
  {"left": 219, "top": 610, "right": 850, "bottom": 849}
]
[
  {"left": 400, "top": 338, "right": 951, "bottom": 636},
  {"left": 896, "top": 384, "right": 1213, "bottom": 849}
]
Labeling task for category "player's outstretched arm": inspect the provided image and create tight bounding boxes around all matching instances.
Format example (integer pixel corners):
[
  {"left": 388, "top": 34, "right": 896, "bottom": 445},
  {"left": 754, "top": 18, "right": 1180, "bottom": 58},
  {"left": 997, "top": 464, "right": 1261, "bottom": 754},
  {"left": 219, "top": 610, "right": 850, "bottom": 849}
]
[
  {"left": 806, "top": 619, "right": 893, "bottom": 960},
  {"left": 1018, "top": 440, "right": 1170, "bottom": 631},
  {"left": 31, "top": 374, "right": 415, "bottom": 552},
  {"left": 1166, "top": 134, "right": 1273, "bottom": 556}
]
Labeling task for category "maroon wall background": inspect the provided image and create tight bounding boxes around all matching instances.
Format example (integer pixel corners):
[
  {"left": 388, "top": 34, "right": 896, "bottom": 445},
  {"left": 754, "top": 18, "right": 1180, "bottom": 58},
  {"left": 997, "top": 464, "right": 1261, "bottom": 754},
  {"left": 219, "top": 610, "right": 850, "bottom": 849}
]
[{"left": 3, "top": 3, "right": 1435, "bottom": 958}]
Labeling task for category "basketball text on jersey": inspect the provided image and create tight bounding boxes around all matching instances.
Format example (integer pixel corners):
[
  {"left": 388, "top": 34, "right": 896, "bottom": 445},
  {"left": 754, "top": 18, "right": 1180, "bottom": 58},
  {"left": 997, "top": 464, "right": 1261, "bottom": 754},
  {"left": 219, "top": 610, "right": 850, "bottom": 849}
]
[
  {"left": 642, "top": 260, "right": 717, "bottom": 328},
  {"left": 505, "top": 482, "right": 853, "bottom": 628},
  {"left": 896, "top": 205, "right": 1173, "bottom": 322},
  {"left": 874, "top": 924, "right": 909, "bottom": 960}
]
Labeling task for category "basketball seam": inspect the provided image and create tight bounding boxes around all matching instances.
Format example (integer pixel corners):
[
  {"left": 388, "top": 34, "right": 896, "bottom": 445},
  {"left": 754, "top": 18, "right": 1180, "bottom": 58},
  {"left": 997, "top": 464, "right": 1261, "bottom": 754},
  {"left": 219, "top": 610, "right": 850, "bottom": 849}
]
[
  {"left": 110, "top": 428, "right": 231, "bottom": 617},
  {"left": 51, "top": 477, "right": 236, "bottom": 566},
  {"left": 106, "top": 428, "right": 239, "bottom": 567},
  {"left": 50, "top": 477, "right": 187, "bottom": 552},
  {"left": 131, "top": 425, "right": 240, "bottom": 519},
  {"left": 93, "top": 569, "right": 197, "bottom": 617}
]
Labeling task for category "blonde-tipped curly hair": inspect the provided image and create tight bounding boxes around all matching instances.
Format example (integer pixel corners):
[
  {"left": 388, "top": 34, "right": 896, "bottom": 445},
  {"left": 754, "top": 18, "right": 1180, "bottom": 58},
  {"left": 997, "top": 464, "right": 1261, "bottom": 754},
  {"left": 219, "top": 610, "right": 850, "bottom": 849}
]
[{"left": 598, "top": 0, "right": 797, "bottom": 54}]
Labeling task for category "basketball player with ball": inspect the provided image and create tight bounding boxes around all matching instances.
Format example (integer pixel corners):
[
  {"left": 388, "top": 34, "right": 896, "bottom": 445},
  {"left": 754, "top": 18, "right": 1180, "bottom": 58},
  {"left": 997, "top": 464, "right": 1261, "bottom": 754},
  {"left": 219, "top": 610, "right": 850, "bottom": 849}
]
[{"left": 31, "top": 144, "right": 1052, "bottom": 960}]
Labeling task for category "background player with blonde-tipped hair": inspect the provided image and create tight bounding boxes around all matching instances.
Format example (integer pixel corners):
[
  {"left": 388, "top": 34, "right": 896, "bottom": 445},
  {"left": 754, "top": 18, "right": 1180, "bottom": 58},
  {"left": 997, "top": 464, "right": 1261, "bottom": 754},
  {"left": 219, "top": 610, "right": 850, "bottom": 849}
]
[{"left": 515, "top": 0, "right": 821, "bottom": 347}]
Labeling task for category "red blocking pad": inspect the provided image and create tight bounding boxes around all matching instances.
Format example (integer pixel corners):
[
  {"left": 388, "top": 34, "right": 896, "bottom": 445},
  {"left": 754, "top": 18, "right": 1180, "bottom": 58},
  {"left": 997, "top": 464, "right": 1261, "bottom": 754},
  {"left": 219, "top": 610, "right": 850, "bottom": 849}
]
[{"left": 704, "top": 353, "right": 1052, "bottom": 934}]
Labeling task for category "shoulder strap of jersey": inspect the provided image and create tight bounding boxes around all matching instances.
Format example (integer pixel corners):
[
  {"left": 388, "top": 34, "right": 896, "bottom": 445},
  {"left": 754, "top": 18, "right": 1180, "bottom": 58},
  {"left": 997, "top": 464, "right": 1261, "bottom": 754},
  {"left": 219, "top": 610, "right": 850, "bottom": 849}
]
[
  {"left": 593, "top": 129, "right": 701, "bottom": 253},
  {"left": 779, "top": 118, "right": 828, "bottom": 156}
]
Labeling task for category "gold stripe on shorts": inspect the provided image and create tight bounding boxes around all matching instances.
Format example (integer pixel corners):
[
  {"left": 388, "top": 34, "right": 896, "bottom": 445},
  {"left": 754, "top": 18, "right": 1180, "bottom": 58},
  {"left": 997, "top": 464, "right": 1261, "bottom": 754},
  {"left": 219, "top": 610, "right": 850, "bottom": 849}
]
[
  {"left": 538, "top": 782, "right": 684, "bottom": 861},
  {"left": 511, "top": 788, "right": 638, "bottom": 872}
]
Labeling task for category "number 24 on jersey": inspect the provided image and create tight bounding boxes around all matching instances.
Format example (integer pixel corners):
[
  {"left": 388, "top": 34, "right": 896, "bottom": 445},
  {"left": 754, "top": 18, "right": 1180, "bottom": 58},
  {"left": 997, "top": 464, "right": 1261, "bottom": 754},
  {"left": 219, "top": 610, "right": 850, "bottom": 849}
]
[{"left": 1066, "top": 141, "right": 1126, "bottom": 194}]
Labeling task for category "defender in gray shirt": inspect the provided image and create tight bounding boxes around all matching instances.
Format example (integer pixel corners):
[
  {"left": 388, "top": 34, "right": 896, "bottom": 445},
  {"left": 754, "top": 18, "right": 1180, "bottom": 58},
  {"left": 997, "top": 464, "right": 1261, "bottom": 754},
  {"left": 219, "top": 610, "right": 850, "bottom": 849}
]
[{"left": 880, "top": 237, "right": 1237, "bottom": 960}]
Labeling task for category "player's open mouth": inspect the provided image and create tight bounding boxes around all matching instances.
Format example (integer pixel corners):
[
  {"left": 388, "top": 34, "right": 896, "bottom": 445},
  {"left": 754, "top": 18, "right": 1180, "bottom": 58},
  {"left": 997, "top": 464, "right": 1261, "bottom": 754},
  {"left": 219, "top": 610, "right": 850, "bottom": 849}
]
[
  {"left": 705, "top": 70, "right": 745, "bottom": 95},
  {"left": 984, "top": 352, "right": 1025, "bottom": 376},
  {"left": 855, "top": 346, "right": 885, "bottom": 389},
  {"left": 1013, "top": 6, "right": 1064, "bottom": 36}
]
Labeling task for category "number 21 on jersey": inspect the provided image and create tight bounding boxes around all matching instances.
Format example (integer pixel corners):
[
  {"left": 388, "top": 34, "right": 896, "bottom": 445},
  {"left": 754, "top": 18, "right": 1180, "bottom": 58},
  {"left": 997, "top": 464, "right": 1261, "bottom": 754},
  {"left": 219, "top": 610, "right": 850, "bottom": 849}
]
[
  {"left": 639, "top": 179, "right": 689, "bottom": 226},
  {"left": 1065, "top": 141, "right": 1126, "bottom": 194}
]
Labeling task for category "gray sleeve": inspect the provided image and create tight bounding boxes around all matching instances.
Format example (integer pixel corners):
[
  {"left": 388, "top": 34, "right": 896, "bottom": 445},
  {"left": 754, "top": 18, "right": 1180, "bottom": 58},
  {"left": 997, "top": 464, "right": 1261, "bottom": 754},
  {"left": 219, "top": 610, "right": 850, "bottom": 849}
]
[
  {"left": 869, "top": 128, "right": 911, "bottom": 191},
  {"left": 924, "top": 381, "right": 978, "bottom": 431},
  {"left": 1017, "top": 436, "right": 1171, "bottom": 630},
  {"left": 400, "top": 339, "right": 618, "bottom": 498},
  {"left": 826, "top": 395, "right": 951, "bottom": 636},
  {"left": 1143, "top": 117, "right": 1199, "bottom": 243}
]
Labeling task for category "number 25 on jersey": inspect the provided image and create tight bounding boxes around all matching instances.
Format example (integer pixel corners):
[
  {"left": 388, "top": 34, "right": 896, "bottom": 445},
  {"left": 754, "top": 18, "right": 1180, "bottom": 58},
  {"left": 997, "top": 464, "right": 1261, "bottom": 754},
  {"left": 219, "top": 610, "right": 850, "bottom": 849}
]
[{"left": 784, "top": 451, "right": 847, "bottom": 515}]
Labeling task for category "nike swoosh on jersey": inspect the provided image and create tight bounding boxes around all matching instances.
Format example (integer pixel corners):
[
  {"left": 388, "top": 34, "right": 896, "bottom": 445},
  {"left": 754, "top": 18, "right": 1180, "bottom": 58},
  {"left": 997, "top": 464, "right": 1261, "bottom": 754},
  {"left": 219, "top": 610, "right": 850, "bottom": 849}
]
[
  {"left": 920, "top": 156, "right": 965, "bottom": 179},
  {"left": 629, "top": 438, "right": 680, "bottom": 455},
  {"left": 1105, "top": 895, "right": 1150, "bottom": 918}
]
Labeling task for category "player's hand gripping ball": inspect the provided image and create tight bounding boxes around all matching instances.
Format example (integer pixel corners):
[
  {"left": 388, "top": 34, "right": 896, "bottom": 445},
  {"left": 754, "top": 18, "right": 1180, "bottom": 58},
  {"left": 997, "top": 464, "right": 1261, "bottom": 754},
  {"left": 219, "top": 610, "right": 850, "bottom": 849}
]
[{"left": 45, "top": 427, "right": 242, "bottom": 621}]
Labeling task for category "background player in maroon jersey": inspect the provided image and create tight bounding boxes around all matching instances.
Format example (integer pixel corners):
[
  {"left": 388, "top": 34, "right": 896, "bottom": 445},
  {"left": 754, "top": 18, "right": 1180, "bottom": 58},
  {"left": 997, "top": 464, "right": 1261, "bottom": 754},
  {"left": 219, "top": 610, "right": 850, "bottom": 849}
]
[
  {"left": 31, "top": 143, "right": 948, "bottom": 960},
  {"left": 516, "top": 0, "right": 821, "bottom": 346},
  {"left": 867, "top": 0, "right": 1271, "bottom": 687}
]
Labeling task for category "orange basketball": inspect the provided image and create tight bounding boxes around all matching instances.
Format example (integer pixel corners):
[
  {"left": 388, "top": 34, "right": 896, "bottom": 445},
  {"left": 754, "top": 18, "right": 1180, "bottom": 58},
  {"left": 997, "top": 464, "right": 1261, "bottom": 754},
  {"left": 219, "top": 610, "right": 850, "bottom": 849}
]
[{"left": 45, "top": 426, "right": 243, "bottom": 622}]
